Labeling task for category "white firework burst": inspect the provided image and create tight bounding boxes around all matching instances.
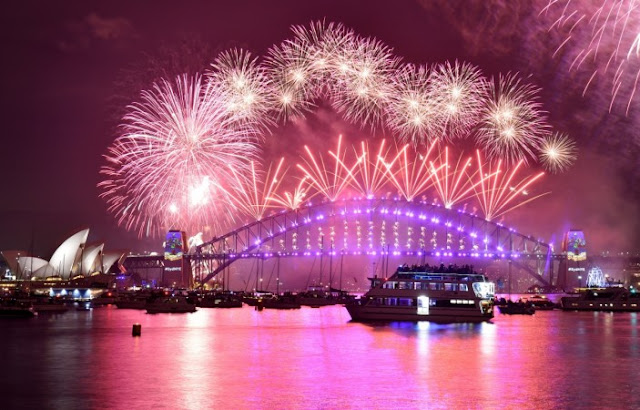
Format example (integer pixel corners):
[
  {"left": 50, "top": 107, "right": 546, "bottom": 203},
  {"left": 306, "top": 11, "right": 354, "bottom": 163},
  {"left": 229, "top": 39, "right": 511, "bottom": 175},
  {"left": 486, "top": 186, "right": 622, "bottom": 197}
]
[
  {"left": 539, "top": 132, "right": 578, "bottom": 173},
  {"left": 476, "top": 73, "right": 550, "bottom": 165}
]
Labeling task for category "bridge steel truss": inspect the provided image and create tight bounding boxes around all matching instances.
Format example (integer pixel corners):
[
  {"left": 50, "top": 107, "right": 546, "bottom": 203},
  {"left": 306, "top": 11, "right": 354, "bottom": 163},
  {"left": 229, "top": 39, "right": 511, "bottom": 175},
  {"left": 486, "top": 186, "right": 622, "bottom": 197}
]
[{"left": 192, "top": 198, "right": 563, "bottom": 286}]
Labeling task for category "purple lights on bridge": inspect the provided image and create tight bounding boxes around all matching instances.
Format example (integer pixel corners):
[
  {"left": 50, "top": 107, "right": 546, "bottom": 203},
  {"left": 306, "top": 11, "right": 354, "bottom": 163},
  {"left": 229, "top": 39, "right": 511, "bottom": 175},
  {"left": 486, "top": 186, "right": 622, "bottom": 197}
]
[{"left": 192, "top": 197, "right": 554, "bottom": 284}]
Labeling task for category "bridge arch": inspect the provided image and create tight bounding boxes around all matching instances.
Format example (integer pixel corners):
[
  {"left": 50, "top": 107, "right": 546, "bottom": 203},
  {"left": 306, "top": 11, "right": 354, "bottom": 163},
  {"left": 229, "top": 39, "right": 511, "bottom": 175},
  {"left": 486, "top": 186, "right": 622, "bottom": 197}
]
[{"left": 193, "top": 197, "right": 553, "bottom": 285}]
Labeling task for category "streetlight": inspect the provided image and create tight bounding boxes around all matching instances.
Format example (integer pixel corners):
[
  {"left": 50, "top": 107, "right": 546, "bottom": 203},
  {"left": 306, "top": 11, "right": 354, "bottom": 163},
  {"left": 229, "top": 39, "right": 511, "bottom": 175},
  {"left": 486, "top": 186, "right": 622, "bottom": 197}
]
[{"left": 577, "top": 275, "right": 582, "bottom": 288}]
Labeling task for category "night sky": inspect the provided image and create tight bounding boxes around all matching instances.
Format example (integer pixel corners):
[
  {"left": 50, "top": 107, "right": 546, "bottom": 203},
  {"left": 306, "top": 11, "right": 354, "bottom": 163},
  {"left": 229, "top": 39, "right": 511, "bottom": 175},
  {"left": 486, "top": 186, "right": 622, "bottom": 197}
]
[{"left": 2, "top": 0, "right": 639, "bottom": 257}]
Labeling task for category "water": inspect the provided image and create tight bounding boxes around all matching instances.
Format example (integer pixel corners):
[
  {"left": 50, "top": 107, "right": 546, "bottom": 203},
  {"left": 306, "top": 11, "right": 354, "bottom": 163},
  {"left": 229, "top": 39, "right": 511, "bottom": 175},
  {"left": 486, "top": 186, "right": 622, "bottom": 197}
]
[{"left": 1, "top": 305, "right": 639, "bottom": 409}]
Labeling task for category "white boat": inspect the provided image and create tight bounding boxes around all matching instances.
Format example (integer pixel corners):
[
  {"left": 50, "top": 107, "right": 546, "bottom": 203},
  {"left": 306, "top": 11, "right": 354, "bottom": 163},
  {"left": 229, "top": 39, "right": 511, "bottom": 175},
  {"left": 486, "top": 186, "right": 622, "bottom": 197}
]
[
  {"left": 146, "top": 296, "right": 197, "bottom": 313},
  {"left": 560, "top": 287, "right": 640, "bottom": 312},
  {"left": 346, "top": 266, "right": 495, "bottom": 323}
]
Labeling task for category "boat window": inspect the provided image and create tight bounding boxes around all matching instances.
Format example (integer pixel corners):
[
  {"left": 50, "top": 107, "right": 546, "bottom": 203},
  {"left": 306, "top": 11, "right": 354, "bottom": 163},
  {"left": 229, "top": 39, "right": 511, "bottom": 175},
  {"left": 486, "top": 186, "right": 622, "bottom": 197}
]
[
  {"left": 383, "top": 281, "right": 397, "bottom": 289},
  {"left": 413, "top": 282, "right": 422, "bottom": 290},
  {"left": 459, "top": 284, "right": 468, "bottom": 292},
  {"left": 387, "top": 298, "right": 398, "bottom": 306},
  {"left": 399, "top": 298, "right": 413, "bottom": 307},
  {"left": 429, "top": 283, "right": 437, "bottom": 290},
  {"left": 417, "top": 296, "right": 429, "bottom": 315},
  {"left": 444, "top": 283, "right": 458, "bottom": 291}
]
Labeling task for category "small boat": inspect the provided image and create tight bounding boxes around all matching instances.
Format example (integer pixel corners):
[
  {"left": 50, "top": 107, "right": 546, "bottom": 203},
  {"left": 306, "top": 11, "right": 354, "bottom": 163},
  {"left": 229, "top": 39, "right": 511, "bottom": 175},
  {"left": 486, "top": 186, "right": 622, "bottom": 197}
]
[
  {"left": 31, "top": 297, "right": 70, "bottom": 313},
  {"left": 91, "top": 291, "right": 117, "bottom": 306},
  {"left": 197, "top": 292, "right": 243, "bottom": 308},
  {"left": 346, "top": 265, "right": 495, "bottom": 323},
  {"left": 115, "top": 292, "right": 153, "bottom": 309},
  {"left": 242, "top": 291, "right": 274, "bottom": 307},
  {"left": 525, "top": 295, "right": 557, "bottom": 310},
  {"left": 496, "top": 299, "right": 536, "bottom": 315},
  {"left": 76, "top": 301, "right": 93, "bottom": 311},
  {"left": 0, "top": 299, "right": 36, "bottom": 318},
  {"left": 560, "top": 286, "right": 640, "bottom": 312},
  {"left": 262, "top": 293, "right": 301, "bottom": 310},
  {"left": 299, "top": 286, "right": 339, "bottom": 307},
  {"left": 146, "top": 296, "right": 197, "bottom": 313}
]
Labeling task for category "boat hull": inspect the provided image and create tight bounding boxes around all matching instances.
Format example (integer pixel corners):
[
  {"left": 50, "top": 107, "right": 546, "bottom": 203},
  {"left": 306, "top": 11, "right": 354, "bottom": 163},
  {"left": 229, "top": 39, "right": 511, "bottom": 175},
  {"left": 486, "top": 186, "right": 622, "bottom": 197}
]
[
  {"left": 146, "top": 305, "right": 196, "bottom": 314},
  {"left": 0, "top": 308, "right": 36, "bottom": 318},
  {"left": 346, "top": 304, "right": 493, "bottom": 323},
  {"left": 115, "top": 300, "right": 148, "bottom": 309},
  {"left": 560, "top": 299, "right": 640, "bottom": 312}
]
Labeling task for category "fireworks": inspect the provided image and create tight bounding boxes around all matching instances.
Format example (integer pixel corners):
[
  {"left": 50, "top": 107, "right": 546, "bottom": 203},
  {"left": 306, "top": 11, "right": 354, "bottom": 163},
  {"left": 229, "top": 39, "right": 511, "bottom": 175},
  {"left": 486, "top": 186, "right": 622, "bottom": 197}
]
[
  {"left": 382, "top": 141, "right": 439, "bottom": 201},
  {"left": 473, "top": 151, "right": 547, "bottom": 221},
  {"left": 101, "top": 21, "right": 571, "bottom": 237},
  {"left": 268, "top": 176, "right": 310, "bottom": 210},
  {"left": 99, "top": 74, "right": 260, "bottom": 237},
  {"left": 385, "top": 64, "right": 436, "bottom": 145},
  {"left": 297, "top": 135, "right": 355, "bottom": 201},
  {"left": 429, "top": 147, "right": 488, "bottom": 209},
  {"left": 232, "top": 158, "right": 288, "bottom": 221},
  {"left": 539, "top": 133, "right": 578, "bottom": 173},
  {"left": 348, "top": 139, "right": 392, "bottom": 197},
  {"left": 330, "top": 34, "right": 400, "bottom": 128},
  {"left": 207, "top": 49, "right": 273, "bottom": 131},
  {"left": 428, "top": 61, "right": 486, "bottom": 140},
  {"left": 542, "top": 0, "right": 640, "bottom": 113},
  {"left": 476, "top": 73, "right": 550, "bottom": 165}
]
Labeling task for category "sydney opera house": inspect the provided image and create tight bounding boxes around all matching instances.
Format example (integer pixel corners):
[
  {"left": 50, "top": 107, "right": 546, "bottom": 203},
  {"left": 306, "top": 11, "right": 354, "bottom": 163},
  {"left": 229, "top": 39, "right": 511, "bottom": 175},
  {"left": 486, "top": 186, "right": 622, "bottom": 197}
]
[{"left": 1, "top": 228, "right": 123, "bottom": 281}]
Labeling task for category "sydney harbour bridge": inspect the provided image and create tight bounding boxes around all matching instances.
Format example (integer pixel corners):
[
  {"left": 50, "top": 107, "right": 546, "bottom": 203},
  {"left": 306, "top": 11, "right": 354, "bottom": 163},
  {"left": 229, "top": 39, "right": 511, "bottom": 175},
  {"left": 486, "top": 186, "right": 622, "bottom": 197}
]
[{"left": 124, "top": 196, "right": 578, "bottom": 291}]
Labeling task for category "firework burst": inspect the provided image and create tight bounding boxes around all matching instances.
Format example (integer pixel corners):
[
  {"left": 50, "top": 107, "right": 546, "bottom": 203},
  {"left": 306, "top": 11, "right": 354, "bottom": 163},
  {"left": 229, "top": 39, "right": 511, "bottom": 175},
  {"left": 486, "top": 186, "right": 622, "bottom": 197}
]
[
  {"left": 542, "top": 0, "right": 640, "bottom": 113},
  {"left": 381, "top": 141, "right": 440, "bottom": 201},
  {"left": 385, "top": 64, "right": 436, "bottom": 146},
  {"left": 347, "top": 139, "right": 392, "bottom": 197},
  {"left": 207, "top": 49, "right": 273, "bottom": 131},
  {"left": 330, "top": 33, "right": 400, "bottom": 128},
  {"left": 297, "top": 135, "right": 356, "bottom": 201},
  {"left": 429, "top": 61, "right": 487, "bottom": 140},
  {"left": 539, "top": 132, "right": 578, "bottom": 173},
  {"left": 429, "top": 147, "right": 490, "bottom": 209},
  {"left": 232, "top": 158, "right": 288, "bottom": 221},
  {"left": 476, "top": 73, "right": 550, "bottom": 165},
  {"left": 99, "top": 74, "right": 259, "bottom": 237},
  {"left": 473, "top": 151, "right": 547, "bottom": 221},
  {"left": 268, "top": 176, "right": 311, "bottom": 210}
]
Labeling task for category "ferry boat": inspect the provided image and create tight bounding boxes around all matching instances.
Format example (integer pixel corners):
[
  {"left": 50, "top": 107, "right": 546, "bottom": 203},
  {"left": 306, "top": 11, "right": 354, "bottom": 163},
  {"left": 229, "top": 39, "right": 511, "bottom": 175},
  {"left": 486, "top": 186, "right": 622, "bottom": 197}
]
[
  {"left": 560, "top": 287, "right": 640, "bottom": 312},
  {"left": 346, "top": 266, "right": 495, "bottom": 323}
]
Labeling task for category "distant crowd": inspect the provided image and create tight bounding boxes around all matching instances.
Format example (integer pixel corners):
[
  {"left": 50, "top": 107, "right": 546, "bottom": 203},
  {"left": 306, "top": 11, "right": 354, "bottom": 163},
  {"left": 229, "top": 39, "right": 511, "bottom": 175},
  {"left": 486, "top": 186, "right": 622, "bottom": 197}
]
[{"left": 397, "top": 263, "right": 475, "bottom": 275}]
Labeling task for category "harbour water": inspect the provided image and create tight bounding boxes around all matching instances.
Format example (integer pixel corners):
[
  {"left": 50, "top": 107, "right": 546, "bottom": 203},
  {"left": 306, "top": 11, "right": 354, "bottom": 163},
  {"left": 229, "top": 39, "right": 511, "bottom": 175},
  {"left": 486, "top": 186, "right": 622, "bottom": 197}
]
[{"left": 1, "top": 305, "right": 639, "bottom": 409}]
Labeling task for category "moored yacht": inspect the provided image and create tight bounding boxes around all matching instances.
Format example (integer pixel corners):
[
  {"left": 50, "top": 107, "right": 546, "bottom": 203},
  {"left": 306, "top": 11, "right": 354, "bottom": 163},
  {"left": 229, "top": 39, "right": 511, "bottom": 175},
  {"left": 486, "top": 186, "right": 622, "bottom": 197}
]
[
  {"left": 560, "top": 286, "right": 640, "bottom": 312},
  {"left": 146, "top": 296, "right": 197, "bottom": 313},
  {"left": 346, "top": 265, "right": 495, "bottom": 323}
]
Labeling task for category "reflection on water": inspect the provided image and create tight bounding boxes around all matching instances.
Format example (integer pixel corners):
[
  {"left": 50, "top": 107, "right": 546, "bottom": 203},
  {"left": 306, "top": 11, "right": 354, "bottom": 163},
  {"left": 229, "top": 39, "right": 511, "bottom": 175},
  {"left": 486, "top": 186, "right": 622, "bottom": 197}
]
[{"left": 0, "top": 306, "right": 639, "bottom": 409}]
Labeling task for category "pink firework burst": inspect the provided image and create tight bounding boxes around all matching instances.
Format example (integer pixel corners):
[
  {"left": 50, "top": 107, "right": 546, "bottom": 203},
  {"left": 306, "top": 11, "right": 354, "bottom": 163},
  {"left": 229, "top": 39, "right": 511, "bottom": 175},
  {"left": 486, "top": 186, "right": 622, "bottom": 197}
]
[{"left": 99, "top": 74, "right": 260, "bottom": 237}]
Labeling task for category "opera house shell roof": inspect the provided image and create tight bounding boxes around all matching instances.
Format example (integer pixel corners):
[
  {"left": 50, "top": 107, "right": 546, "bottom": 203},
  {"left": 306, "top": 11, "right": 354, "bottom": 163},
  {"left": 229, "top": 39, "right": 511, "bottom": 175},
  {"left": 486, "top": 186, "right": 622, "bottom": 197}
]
[{"left": 1, "top": 228, "right": 124, "bottom": 280}]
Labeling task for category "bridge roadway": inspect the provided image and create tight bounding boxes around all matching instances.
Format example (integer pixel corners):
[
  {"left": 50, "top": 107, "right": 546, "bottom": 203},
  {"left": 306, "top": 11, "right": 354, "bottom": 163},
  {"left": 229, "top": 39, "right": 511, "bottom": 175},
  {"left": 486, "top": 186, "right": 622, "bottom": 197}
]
[{"left": 124, "top": 198, "right": 577, "bottom": 286}]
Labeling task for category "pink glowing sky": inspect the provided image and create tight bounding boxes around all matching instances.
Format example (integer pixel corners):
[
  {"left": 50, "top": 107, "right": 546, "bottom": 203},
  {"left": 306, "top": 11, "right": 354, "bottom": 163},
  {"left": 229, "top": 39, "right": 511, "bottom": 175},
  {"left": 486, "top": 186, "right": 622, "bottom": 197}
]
[{"left": 0, "top": 0, "right": 638, "bottom": 256}]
